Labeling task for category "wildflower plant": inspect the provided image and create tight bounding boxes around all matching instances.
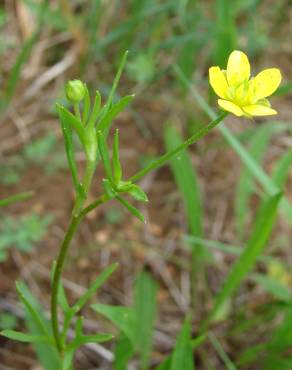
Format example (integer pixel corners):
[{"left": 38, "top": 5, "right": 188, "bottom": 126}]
[{"left": 0, "top": 50, "right": 282, "bottom": 369}]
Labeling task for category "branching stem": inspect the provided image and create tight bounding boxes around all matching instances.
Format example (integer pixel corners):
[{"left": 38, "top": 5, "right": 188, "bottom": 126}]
[{"left": 50, "top": 111, "right": 227, "bottom": 354}]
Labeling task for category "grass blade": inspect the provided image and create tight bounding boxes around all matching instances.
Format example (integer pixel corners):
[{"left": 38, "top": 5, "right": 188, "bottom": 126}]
[
  {"left": 235, "top": 123, "right": 276, "bottom": 238},
  {"left": 114, "top": 334, "right": 135, "bottom": 370},
  {"left": 209, "top": 332, "right": 237, "bottom": 370},
  {"left": 205, "top": 192, "right": 282, "bottom": 328},
  {"left": 272, "top": 148, "right": 292, "bottom": 188},
  {"left": 164, "top": 123, "right": 203, "bottom": 241},
  {"left": 0, "top": 191, "right": 34, "bottom": 208},
  {"left": 171, "top": 317, "right": 194, "bottom": 370},
  {"left": 16, "top": 282, "right": 61, "bottom": 370},
  {"left": 213, "top": 0, "right": 237, "bottom": 67},
  {"left": 264, "top": 304, "right": 292, "bottom": 370},
  {"left": 134, "top": 271, "right": 157, "bottom": 370},
  {"left": 3, "top": 0, "right": 48, "bottom": 107},
  {"left": 91, "top": 304, "right": 136, "bottom": 344},
  {"left": 164, "top": 122, "right": 205, "bottom": 304}
]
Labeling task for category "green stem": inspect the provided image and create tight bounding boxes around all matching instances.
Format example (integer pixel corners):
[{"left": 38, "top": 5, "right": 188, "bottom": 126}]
[
  {"left": 51, "top": 214, "right": 82, "bottom": 353},
  {"left": 130, "top": 112, "right": 227, "bottom": 182},
  {"left": 51, "top": 194, "right": 107, "bottom": 353},
  {"left": 72, "top": 160, "right": 96, "bottom": 217},
  {"left": 74, "top": 103, "right": 82, "bottom": 122}
]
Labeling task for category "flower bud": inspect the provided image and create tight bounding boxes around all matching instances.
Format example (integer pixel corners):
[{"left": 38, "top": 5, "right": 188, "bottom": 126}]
[{"left": 65, "top": 80, "right": 86, "bottom": 103}]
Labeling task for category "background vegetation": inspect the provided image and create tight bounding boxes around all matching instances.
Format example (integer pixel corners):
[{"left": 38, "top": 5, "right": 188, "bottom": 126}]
[{"left": 0, "top": 0, "right": 292, "bottom": 369}]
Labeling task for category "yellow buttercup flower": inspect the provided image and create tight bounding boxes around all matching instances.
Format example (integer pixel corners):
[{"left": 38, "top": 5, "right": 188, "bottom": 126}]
[{"left": 209, "top": 50, "right": 282, "bottom": 117}]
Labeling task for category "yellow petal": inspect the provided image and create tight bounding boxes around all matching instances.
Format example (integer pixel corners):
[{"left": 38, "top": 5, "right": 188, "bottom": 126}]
[
  {"left": 218, "top": 99, "right": 243, "bottom": 116},
  {"left": 243, "top": 104, "right": 277, "bottom": 116},
  {"left": 226, "top": 50, "right": 250, "bottom": 86},
  {"left": 254, "top": 68, "right": 282, "bottom": 99},
  {"left": 209, "top": 67, "right": 228, "bottom": 98}
]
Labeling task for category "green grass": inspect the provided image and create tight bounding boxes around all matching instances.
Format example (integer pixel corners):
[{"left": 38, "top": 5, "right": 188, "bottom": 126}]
[
  {"left": 204, "top": 192, "right": 282, "bottom": 328},
  {"left": 1, "top": 1, "right": 291, "bottom": 369}
]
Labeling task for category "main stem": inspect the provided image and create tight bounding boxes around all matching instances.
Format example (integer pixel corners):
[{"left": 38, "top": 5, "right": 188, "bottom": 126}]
[
  {"left": 51, "top": 213, "right": 82, "bottom": 353},
  {"left": 51, "top": 194, "right": 107, "bottom": 353}
]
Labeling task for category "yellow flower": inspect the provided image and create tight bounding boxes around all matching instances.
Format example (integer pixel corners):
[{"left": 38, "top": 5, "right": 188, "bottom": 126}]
[{"left": 209, "top": 50, "right": 282, "bottom": 117}]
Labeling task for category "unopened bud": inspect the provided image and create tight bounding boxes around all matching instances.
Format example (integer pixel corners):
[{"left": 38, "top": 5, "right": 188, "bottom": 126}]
[{"left": 65, "top": 80, "right": 86, "bottom": 103}]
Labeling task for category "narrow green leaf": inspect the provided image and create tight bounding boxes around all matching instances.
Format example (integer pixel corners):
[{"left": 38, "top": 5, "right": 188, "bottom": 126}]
[
  {"left": 0, "top": 330, "right": 51, "bottom": 344},
  {"left": 87, "top": 90, "right": 101, "bottom": 129},
  {"left": 134, "top": 271, "right": 157, "bottom": 370},
  {"left": 82, "top": 84, "right": 91, "bottom": 125},
  {"left": 62, "top": 348, "right": 75, "bottom": 370},
  {"left": 264, "top": 304, "right": 292, "bottom": 370},
  {"left": 91, "top": 304, "right": 136, "bottom": 344},
  {"left": 4, "top": 0, "right": 48, "bottom": 101},
  {"left": 164, "top": 121, "right": 207, "bottom": 292},
  {"left": 97, "top": 131, "right": 114, "bottom": 182},
  {"left": 127, "top": 184, "right": 148, "bottom": 202},
  {"left": 74, "top": 316, "right": 84, "bottom": 337},
  {"left": 106, "top": 50, "right": 129, "bottom": 108},
  {"left": 71, "top": 263, "right": 118, "bottom": 316},
  {"left": 57, "top": 104, "right": 82, "bottom": 193},
  {"left": 114, "top": 334, "right": 135, "bottom": 370},
  {"left": 16, "top": 282, "right": 61, "bottom": 370},
  {"left": 113, "top": 129, "right": 123, "bottom": 184},
  {"left": 155, "top": 356, "right": 172, "bottom": 370},
  {"left": 272, "top": 148, "right": 292, "bottom": 188},
  {"left": 67, "top": 333, "right": 114, "bottom": 351},
  {"left": 164, "top": 123, "right": 203, "bottom": 239},
  {"left": 191, "top": 333, "right": 207, "bottom": 349},
  {"left": 206, "top": 193, "right": 282, "bottom": 326},
  {"left": 171, "top": 317, "right": 194, "bottom": 370},
  {"left": 213, "top": 0, "right": 237, "bottom": 68},
  {"left": 16, "top": 281, "right": 48, "bottom": 335},
  {"left": 235, "top": 123, "right": 276, "bottom": 238},
  {"left": 155, "top": 333, "right": 205, "bottom": 370},
  {"left": 57, "top": 104, "right": 86, "bottom": 146},
  {"left": 209, "top": 332, "right": 237, "bottom": 370},
  {"left": 116, "top": 195, "right": 146, "bottom": 223},
  {"left": 0, "top": 191, "right": 34, "bottom": 208},
  {"left": 99, "top": 95, "right": 134, "bottom": 135},
  {"left": 274, "top": 81, "right": 292, "bottom": 97},
  {"left": 252, "top": 273, "right": 291, "bottom": 302}
]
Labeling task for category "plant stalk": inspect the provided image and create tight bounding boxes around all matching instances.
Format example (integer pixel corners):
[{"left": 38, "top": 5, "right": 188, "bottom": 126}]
[
  {"left": 50, "top": 195, "right": 107, "bottom": 353},
  {"left": 129, "top": 112, "right": 228, "bottom": 182}
]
